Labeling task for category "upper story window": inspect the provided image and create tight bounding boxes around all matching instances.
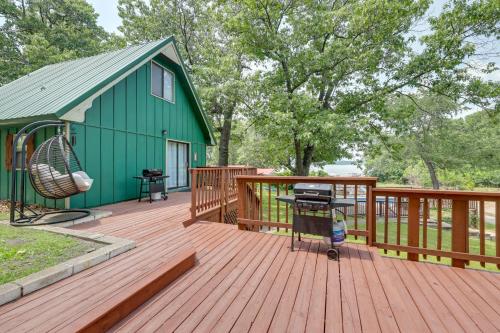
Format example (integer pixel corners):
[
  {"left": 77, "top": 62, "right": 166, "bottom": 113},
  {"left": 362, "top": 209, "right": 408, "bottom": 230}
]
[{"left": 151, "top": 61, "right": 174, "bottom": 103}]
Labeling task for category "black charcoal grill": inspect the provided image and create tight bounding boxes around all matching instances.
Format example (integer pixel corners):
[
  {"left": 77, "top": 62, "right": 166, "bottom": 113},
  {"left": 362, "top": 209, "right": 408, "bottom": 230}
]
[
  {"left": 133, "top": 169, "right": 169, "bottom": 203},
  {"left": 292, "top": 183, "right": 339, "bottom": 260}
]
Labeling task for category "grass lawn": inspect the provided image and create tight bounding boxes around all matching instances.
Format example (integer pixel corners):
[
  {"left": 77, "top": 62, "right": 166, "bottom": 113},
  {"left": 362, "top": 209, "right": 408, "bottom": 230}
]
[
  {"left": 254, "top": 187, "right": 498, "bottom": 272},
  {"left": 0, "top": 224, "right": 103, "bottom": 285}
]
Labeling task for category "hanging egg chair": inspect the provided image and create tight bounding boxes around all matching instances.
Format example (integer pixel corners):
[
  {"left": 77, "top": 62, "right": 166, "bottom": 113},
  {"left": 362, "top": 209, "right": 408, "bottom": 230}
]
[
  {"left": 28, "top": 134, "right": 93, "bottom": 199},
  {"left": 9, "top": 120, "right": 93, "bottom": 226}
]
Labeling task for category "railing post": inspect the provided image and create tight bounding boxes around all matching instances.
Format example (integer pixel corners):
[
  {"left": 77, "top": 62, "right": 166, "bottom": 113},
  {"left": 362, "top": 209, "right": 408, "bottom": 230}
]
[
  {"left": 497, "top": 200, "right": 500, "bottom": 269},
  {"left": 451, "top": 199, "right": 468, "bottom": 268},
  {"left": 219, "top": 169, "right": 226, "bottom": 222},
  {"left": 407, "top": 196, "right": 420, "bottom": 262},
  {"left": 237, "top": 179, "right": 246, "bottom": 230},
  {"left": 368, "top": 185, "right": 376, "bottom": 246},
  {"left": 190, "top": 169, "right": 197, "bottom": 222}
]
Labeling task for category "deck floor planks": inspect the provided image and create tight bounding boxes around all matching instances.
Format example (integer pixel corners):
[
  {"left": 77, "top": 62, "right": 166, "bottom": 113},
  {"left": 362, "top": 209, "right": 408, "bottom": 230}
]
[
  {"left": 347, "top": 244, "right": 381, "bottom": 333},
  {"left": 229, "top": 240, "right": 299, "bottom": 333},
  {"left": 304, "top": 244, "right": 328, "bottom": 333},
  {"left": 1, "top": 191, "right": 499, "bottom": 333},
  {"left": 400, "top": 260, "right": 465, "bottom": 333},
  {"left": 389, "top": 258, "right": 448, "bottom": 332},
  {"left": 177, "top": 234, "right": 280, "bottom": 332},
  {"left": 247, "top": 241, "right": 307, "bottom": 333},
  {"left": 339, "top": 245, "right": 363, "bottom": 333},
  {"left": 355, "top": 244, "right": 399, "bottom": 333},
  {"left": 415, "top": 261, "right": 483, "bottom": 332},
  {"left": 157, "top": 233, "right": 270, "bottom": 332},
  {"left": 425, "top": 263, "right": 499, "bottom": 332},
  {"left": 267, "top": 240, "right": 313, "bottom": 333},
  {"left": 442, "top": 267, "right": 500, "bottom": 329},
  {"left": 212, "top": 236, "right": 291, "bottom": 333},
  {"left": 325, "top": 250, "right": 342, "bottom": 333},
  {"left": 9, "top": 230, "right": 194, "bottom": 332},
  {"left": 456, "top": 268, "right": 500, "bottom": 315},
  {"left": 368, "top": 248, "right": 431, "bottom": 333},
  {"left": 286, "top": 241, "right": 320, "bottom": 333},
  {"left": 192, "top": 236, "right": 288, "bottom": 333}
]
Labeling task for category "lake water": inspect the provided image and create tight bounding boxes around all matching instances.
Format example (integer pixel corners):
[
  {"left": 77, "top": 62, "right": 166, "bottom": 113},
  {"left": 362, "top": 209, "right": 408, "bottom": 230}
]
[{"left": 311, "top": 163, "right": 364, "bottom": 176}]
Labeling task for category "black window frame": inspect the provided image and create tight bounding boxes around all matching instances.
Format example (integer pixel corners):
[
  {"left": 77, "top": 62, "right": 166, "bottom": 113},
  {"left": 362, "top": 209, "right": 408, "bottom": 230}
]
[{"left": 151, "top": 60, "right": 175, "bottom": 103}]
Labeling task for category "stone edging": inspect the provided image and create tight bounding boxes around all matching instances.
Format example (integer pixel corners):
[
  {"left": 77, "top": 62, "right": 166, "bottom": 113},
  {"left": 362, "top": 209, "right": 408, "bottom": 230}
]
[{"left": 0, "top": 225, "right": 135, "bottom": 306}]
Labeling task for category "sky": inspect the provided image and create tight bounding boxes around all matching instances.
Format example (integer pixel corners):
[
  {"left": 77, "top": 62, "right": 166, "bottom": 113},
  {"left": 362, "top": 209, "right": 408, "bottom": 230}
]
[{"left": 88, "top": 0, "right": 121, "bottom": 34}]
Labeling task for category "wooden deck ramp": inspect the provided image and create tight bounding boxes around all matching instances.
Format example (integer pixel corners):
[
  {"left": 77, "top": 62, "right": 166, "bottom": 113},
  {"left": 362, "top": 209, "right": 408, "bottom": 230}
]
[{"left": 0, "top": 192, "right": 197, "bottom": 332}]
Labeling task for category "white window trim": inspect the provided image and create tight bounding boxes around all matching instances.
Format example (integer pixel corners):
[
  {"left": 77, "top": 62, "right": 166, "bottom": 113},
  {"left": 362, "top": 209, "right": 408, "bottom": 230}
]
[{"left": 151, "top": 60, "right": 175, "bottom": 104}]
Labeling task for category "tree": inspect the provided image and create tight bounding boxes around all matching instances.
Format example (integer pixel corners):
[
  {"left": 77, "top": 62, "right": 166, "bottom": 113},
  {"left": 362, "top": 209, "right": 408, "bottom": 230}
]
[
  {"left": 380, "top": 93, "right": 461, "bottom": 189},
  {"left": 0, "top": 0, "right": 110, "bottom": 85},
  {"left": 223, "top": 0, "right": 499, "bottom": 175},
  {"left": 118, "top": 0, "right": 251, "bottom": 166}
]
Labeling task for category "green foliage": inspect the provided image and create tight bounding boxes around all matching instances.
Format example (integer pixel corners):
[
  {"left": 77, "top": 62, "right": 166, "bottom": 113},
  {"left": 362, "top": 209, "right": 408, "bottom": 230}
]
[
  {"left": 365, "top": 106, "right": 500, "bottom": 189},
  {"left": 0, "top": 0, "right": 112, "bottom": 85},
  {"left": 221, "top": 0, "right": 499, "bottom": 175}
]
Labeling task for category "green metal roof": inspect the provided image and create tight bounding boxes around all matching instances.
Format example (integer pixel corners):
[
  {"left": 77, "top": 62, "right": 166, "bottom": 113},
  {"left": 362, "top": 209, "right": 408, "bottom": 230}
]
[{"left": 0, "top": 37, "right": 215, "bottom": 145}]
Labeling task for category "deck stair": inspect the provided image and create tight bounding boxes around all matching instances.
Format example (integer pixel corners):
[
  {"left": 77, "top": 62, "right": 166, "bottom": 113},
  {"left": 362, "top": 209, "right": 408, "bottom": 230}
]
[{"left": 68, "top": 247, "right": 196, "bottom": 333}]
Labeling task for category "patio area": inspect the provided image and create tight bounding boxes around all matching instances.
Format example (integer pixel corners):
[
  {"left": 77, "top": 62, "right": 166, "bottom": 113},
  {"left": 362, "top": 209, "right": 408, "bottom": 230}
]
[{"left": 0, "top": 190, "right": 498, "bottom": 332}]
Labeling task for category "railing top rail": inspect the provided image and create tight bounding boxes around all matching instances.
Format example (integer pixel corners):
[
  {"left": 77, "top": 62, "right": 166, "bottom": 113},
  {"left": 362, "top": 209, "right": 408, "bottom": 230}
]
[
  {"left": 190, "top": 167, "right": 257, "bottom": 172},
  {"left": 372, "top": 187, "right": 500, "bottom": 199},
  {"left": 234, "top": 175, "right": 378, "bottom": 185}
]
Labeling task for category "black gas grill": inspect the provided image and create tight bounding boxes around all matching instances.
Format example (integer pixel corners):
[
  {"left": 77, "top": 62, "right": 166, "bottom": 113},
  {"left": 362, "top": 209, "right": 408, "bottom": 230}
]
[
  {"left": 292, "top": 183, "right": 339, "bottom": 259},
  {"left": 133, "top": 169, "right": 169, "bottom": 203}
]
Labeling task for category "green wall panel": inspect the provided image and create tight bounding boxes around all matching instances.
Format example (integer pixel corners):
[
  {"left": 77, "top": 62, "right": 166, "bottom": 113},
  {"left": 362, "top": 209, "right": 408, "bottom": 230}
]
[
  {"left": 86, "top": 96, "right": 101, "bottom": 127},
  {"left": 85, "top": 126, "right": 101, "bottom": 207},
  {"left": 126, "top": 133, "right": 137, "bottom": 199},
  {"left": 126, "top": 73, "right": 137, "bottom": 132},
  {"left": 101, "top": 89, "right": 114, "bottom": 128},
  {"left": 70, "top": 123, "right": 86, "bottom": 208},
  {"left": 114, "top": 80, "right": 127, "bottom": 131},
  {"left": 136, "top": 67, "right": 147, "bottom": 134},
  {"left": 114, "top": 131, "right": 127, "bottom": 202},
  {"left": 100, "top": 129, "right": 114, "bottom": 205}
]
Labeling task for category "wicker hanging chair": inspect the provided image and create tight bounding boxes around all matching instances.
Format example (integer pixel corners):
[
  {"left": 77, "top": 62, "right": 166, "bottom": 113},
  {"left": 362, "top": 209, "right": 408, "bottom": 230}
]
[{"left": 28, "top": 134, "right": 93, "bottom": 199}]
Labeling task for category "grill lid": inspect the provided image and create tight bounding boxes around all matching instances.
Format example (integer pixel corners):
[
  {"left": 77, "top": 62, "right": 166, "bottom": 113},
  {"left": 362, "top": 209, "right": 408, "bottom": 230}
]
[
  {"left": 142, "top": 169, "right": 163, "bottom": 177},
  {"left": 293, "top": 183, "right": 333, "bottom": 203}
]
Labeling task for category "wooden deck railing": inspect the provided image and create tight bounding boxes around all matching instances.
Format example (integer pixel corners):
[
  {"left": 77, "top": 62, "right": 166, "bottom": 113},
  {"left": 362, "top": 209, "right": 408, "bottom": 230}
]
[
  {"left": 235, "top": 176, "right": 378, "bottom": 240},
  {"left": 371, "top": 188, "right": 500, "bottom": 269},
  {"left": 233, "top": 176, "right": 500, "bottom": 269},
  {"left": 190, "top": 167, "right": 257, "bottom": 223}
]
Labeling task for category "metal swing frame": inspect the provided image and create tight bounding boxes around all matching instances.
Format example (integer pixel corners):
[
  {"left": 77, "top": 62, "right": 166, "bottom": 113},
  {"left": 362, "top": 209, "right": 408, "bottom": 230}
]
[{"left": 9, "top": 120, "right": 90, "bottom": 226}]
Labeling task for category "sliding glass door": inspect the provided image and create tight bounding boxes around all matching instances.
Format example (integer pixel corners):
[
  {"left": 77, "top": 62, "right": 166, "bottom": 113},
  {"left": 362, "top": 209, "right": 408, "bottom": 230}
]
[{"left": 167, "top": 141, "right": 189, "bottom": 189}]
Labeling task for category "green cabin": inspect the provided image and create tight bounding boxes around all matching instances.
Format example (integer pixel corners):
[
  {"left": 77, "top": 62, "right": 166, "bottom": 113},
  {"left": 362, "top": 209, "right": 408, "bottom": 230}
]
[{"left": 0, "top": 37, "right": 215, "bottom": 209}]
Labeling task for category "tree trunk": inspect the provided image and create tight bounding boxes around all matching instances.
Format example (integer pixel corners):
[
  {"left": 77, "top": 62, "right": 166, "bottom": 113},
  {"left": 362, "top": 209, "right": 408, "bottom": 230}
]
[
  {"left": 294, "top": 136, "right": 304, "bottom": 175},
  {"left": 294, "top": 141, "right": 314, "bottom": 176},
  {"left": 423, "top": 159, "right": 440, "bottom": 189},
  {"left": 217, "top": 107, "right": 234, "bottom": 166}
]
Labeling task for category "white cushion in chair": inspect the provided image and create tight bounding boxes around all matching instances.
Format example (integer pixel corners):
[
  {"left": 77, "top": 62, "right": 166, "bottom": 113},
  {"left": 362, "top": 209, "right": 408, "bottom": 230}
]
[{"left": 72, "top": 171, "right": 93, "bottom": 191}]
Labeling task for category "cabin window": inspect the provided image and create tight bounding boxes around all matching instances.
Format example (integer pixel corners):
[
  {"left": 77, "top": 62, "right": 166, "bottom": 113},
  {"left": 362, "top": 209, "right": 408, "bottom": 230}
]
[{"left": 151, "top": 61, "right": 174, "bottom": 103}]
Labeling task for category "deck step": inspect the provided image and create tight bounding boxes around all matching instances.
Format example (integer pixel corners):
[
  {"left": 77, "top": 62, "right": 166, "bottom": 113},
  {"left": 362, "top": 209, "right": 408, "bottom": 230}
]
[{"left": 68, "top": 247, "right": 196, "bottom": 333}]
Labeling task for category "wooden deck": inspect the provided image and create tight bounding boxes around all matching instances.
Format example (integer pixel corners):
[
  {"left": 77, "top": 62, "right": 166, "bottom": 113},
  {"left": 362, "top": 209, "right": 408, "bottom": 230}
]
[
  {"left": 1, "top": 192, "right": 499, "bottom": 332},
  {"left": 113, "top": 222, "right": 500, "bottom": 332}
]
